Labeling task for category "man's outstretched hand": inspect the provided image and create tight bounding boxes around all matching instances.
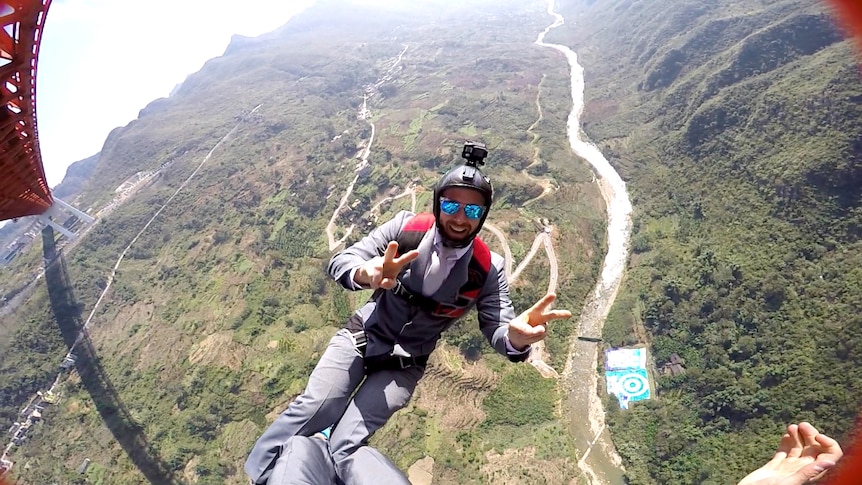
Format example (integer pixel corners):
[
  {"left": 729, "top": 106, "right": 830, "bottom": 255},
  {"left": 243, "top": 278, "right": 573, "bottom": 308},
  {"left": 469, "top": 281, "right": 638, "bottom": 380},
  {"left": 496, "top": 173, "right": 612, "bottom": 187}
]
[
  {"left": 355, "top": 241, "right": 420, "bottom": 290},
  {"left": 508, "top": 294, "right": 572, "bottom": 350},
  {"left": 737, "top": 422, "right": 843, "bottom": 485}
]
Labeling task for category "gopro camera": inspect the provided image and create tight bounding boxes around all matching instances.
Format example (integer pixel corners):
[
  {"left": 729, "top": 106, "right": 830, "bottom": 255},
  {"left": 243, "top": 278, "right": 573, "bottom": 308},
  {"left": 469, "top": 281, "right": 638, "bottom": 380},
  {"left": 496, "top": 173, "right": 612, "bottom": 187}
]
[{"left": 461, "top": 141, "right": 488, "bottom": 167}]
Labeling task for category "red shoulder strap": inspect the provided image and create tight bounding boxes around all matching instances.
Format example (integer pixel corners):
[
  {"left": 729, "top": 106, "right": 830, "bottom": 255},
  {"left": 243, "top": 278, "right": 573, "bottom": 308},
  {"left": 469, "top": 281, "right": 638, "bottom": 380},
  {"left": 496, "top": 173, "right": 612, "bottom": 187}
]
[
  {"left": 402, "top": 212, "right": 435, "bottom": 232},
  {"left": 471, "top": 236, "right": 491, "bottom": 273},
  {"left": 397, "top": 213, "right": 434, "bottom": 255},
  {"left": 464, "top": 236, "right": 491, "bottom": 292}
]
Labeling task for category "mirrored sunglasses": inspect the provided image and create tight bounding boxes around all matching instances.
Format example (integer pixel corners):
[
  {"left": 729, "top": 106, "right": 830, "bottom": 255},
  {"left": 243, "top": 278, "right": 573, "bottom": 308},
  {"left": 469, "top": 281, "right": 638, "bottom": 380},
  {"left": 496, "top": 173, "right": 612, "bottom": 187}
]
[{"left": 439, "top": 197, "right": 486, "bottom": 220}]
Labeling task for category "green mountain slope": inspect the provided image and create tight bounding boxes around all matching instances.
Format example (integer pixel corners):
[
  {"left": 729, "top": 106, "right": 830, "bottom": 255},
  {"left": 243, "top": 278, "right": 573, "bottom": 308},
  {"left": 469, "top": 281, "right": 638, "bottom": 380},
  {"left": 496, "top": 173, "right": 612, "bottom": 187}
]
[
  {"left": 551, "top": 0, "right": 862, "bottom": 483},
  {"left": 1, "top": 1, "right": 607, "bottom": 483}
]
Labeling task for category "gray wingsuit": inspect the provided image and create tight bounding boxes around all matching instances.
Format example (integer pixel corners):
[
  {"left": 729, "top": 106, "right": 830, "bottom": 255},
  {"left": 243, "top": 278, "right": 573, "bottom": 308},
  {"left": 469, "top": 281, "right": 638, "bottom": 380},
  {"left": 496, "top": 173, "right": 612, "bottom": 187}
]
[
  {"left": 265, "top": 436, "right": 410, "bottom": 485},
  {"left": 245, "top": 210, "right": 528, "bottom": 484}
]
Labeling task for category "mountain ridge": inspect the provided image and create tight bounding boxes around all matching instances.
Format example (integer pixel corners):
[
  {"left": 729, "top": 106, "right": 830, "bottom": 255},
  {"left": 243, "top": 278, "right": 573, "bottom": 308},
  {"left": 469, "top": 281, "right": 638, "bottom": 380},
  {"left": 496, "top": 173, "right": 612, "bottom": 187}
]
[{"left": 1, "top": 1, "right": 607, "bottom": 483}]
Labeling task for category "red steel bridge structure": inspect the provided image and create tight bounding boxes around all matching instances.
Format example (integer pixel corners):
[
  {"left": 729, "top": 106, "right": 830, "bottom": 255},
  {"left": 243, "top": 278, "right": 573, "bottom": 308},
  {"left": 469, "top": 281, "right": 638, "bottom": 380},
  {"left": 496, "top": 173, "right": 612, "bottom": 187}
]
[{"left": 0, "top": 0, "right": 52, "bottom": 223}]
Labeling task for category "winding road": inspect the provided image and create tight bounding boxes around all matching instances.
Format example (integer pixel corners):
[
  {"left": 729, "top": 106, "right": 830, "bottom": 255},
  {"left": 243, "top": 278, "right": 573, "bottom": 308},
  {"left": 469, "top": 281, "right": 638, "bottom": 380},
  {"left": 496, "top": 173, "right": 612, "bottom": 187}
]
[
  {"left": 483, "top": 221, "right": 559, "bottom": 378},
  {"left": 3, "top": 4, "right": 635, "bottom": 478},
  {"left": 319, "top": 5, "right": 637, "bottom": 480},
  {"left": 325, "top": 46, "right": 409, "bottom": 251}
]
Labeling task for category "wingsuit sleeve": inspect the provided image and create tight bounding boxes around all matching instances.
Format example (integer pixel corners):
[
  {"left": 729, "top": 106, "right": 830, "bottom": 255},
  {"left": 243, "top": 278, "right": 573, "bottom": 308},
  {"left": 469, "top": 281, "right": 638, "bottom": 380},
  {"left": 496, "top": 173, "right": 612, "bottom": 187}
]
[{"left": 475, "top": 251, "right": 529, "bottom": 362}]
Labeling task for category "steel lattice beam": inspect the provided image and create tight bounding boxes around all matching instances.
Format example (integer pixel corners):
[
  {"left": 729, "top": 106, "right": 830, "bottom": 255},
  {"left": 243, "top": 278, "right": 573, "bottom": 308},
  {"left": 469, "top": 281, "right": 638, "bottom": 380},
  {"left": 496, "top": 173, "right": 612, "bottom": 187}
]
[{"left": 0, "top": 0, "right": 53, "bottom": 222}]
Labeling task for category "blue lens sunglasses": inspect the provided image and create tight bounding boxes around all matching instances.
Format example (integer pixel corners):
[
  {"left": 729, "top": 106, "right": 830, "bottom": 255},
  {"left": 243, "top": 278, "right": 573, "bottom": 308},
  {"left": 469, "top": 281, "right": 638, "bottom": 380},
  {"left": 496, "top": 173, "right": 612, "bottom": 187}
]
[{"left": 439, "top": 197, "right": 486, "bottom": 220}]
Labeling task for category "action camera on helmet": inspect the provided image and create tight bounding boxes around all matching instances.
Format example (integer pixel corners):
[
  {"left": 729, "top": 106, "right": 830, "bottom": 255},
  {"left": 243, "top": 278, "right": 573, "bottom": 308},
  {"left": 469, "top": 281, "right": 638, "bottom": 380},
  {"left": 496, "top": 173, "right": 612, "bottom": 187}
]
[{"left": 461, "top": 141, "right": 488, "bottom": 167}]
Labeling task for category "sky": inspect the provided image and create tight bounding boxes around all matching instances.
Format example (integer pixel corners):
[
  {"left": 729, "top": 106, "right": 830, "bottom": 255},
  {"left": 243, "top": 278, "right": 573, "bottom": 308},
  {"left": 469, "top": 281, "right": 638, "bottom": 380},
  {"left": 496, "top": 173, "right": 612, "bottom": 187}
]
[{"left": 35, "top": 0, "right": 318, "bottom": 189}]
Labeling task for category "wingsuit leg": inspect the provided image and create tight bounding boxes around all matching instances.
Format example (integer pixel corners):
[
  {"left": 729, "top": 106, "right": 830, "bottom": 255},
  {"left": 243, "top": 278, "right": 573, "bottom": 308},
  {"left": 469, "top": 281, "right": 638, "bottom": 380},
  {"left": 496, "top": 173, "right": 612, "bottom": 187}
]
[
  {"left": 267, "top": 436, "right": 338, "bottom": 485},
  {"left": 245, "top": 330, "right": 366, "bottom": 484},
  {"left": 340, "top": 445, "right": 411, "bottom": 485},
  {"left": 329, "top": 366, "right": 423, "bottom": 485},
  {"left": 265, "top": 436, "right": 410, "bottom": 485}
]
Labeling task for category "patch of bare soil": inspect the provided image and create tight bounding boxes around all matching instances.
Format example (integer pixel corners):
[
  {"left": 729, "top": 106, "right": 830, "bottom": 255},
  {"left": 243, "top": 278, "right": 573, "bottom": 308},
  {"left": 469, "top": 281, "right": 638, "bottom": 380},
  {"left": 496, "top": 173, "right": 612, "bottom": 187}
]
[
  {"left": 188, "top": 331, "right": 246, "bottom": 371},
  {"left": 91, "top": 299, "right": 156, "bottom": 352},
  {"left": 413, "top": 344, "right": 499, "bottom": 430},
  {"left": 183, "top": 455, "right": 201, "bottom": 484},
  {"left": 85, "top": 297, "right": 189, "bottom": 380},
  {"left": 483, "top": 446, "right": 579, "bottom": 485},
  {"left": 407, "top": 456, "right": 435, "bottom": 485},
  {"left": 133, "top": 325, "right": 188, "bottom": 372},
  {"left": 583, "top": 98, "right": 619, "bottom": 120}
]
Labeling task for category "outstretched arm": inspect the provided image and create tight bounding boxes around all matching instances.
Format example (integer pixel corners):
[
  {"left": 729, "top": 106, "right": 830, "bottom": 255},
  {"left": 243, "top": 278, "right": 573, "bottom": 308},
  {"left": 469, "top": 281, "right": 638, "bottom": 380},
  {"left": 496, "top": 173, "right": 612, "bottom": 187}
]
[{"left": 737, "top": 422, "right": 843, "bottom": 485}]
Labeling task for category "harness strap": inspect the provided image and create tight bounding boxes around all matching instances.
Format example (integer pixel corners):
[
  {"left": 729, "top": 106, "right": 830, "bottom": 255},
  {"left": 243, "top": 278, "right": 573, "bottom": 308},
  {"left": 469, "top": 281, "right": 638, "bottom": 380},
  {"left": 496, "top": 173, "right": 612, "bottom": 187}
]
[
  {"left": 365, "top": 352, "right": 429, "bottom": 372},
  {"left": 389, "top": 279, "right": 439, "bottom": 312},
  {"left": 349, "top": 328, "right": 429, "bottom": 372},
  {"left": 348, "top": 330, "right": 367, "bottom": 350}
]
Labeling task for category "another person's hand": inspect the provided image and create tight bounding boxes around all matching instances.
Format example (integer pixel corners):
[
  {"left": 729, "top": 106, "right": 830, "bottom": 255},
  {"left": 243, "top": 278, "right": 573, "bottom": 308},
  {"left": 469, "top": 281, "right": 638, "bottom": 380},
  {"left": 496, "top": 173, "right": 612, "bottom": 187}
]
[
  {"left": 737, "top": 422, "right": 843, "bottom": 485},
  {"left": 356, "top": 241, "right": 419, "bottom": 290},
  {"left": 507, "top": 294, "right": 572, "bottom": 350}
]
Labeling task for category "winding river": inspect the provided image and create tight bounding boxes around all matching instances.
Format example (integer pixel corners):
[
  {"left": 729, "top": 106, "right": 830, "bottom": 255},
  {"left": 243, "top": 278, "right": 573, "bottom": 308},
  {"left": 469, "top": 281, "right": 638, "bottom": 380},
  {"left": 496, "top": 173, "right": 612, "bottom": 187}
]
[{"left": 536, "top": 1, "right": 634, "bottom": 483}]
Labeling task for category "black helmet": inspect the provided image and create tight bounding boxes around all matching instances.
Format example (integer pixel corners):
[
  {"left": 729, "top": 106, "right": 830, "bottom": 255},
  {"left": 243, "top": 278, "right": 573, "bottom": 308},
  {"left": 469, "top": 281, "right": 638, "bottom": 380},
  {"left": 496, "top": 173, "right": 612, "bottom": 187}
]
[{"left": 432, "top": 163, "right": 493, "bottom": 248}]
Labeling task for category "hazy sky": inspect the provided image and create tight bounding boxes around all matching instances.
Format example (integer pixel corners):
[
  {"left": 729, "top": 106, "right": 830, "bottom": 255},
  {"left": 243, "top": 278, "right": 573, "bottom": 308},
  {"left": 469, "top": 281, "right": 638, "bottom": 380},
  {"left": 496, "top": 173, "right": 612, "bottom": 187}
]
[{"left": 36, "top": 0, "right": 317, "bottom": 189}]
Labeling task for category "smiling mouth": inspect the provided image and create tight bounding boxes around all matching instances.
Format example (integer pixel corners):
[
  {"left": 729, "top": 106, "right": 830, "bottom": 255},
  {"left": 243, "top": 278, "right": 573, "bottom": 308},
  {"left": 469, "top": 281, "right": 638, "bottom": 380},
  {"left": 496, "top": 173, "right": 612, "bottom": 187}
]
[
  {"left": 448, "top": 224, "right": 468, "bottom": 233},
  {"left": 446, "top": 225, "right": 471, "bottom": 240}
]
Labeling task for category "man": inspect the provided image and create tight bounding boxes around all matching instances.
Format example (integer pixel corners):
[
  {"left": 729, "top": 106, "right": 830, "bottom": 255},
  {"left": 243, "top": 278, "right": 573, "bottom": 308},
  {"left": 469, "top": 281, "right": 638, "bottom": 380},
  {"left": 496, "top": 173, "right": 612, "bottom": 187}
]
[{"left": 246, "top": 145, "right": 571, "bottom": 484}]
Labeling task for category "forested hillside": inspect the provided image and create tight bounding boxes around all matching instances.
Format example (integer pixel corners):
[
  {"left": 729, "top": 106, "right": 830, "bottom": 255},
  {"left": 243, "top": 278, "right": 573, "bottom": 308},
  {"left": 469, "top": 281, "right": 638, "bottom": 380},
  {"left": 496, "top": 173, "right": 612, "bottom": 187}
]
[
  {"left": 550, "top": 0, "right": 862, "bottom": 483},
  {"left": 0, "top": 1, "right": 608, "bottom": 483},
  {"left": 4, "top": 0, "right": 858, "bottom": 483}
]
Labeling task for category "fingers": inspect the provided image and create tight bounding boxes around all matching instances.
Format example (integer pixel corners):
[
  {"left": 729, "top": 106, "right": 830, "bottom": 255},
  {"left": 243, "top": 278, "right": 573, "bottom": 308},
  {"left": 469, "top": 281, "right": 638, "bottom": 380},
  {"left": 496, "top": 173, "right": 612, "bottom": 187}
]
[
  {"left": 364, "top": 243, "right": 416, "bottom": 290},
  {"left": 774, "top": 431, "right": 794, "bottom": 459},
  {"left": 378, "top": 277, "right": 397, "bottom": 290},
  {"left": 369, "top": 267, "right": 383, "bottom": 289},
  {"left": 394, "top": 249, "right": 420, "bottom": 266},
  {"left": 512, "top": 321, "right": 547, "bottom": 344},
  {"left": 525, "top": 294, "right": 572, "bottom": 326},
  {"left": 775, "top": 423, "right": 842, "bottom": 461},
  {"left": 529, "top": 293, "right": 557, "bottom": 312},
  {"left": 546, "top": 309, "right": 573, "bottom": 320},
  {"left": 382, "top": 242, "right": 419, "bottom": 274},
  {"left": 382, "top": 241, "right": 399, "bottom": 264},
  {"left": 786, "top": 424, "right": 804, "bottom": 458},
  {"left": 521, "top": 324, "right": 546, "bottom": 338},
  {"left": 796, "top": 422, "right": 843, "bottom": 460},
  {"left": 520, "top": 295, "right": 556, "bottom": 323},
  {"left": 814, "top": 433, "right": 843, "bottom": 460},
  {"left": 529, "top": 311, "right": 572, "bottom": 326},
  {"left": 798, "top": 422, "right": 820, "bottom": 448}
]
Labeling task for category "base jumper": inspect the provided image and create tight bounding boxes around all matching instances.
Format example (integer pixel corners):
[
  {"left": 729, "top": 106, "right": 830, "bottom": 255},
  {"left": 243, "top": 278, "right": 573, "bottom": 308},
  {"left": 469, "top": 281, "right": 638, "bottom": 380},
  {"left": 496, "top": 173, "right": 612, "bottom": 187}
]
[{"left": 245, "top": 142, "right": 572, "bottom": 484}]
